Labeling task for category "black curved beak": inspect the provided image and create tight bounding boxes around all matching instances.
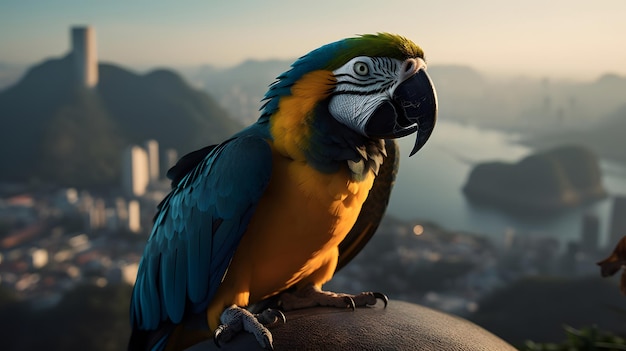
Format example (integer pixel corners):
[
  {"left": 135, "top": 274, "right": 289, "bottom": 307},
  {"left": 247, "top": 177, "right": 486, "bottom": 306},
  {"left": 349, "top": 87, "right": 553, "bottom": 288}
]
[{"left": 363, "top": 68, "right": 438, "bottom": 156}]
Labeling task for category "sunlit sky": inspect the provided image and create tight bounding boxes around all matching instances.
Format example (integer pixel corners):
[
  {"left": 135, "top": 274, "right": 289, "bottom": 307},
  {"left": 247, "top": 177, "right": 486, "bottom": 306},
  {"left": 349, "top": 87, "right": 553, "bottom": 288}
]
[{"left": 1, "top": 0, "right": 625, "bottom": 80}]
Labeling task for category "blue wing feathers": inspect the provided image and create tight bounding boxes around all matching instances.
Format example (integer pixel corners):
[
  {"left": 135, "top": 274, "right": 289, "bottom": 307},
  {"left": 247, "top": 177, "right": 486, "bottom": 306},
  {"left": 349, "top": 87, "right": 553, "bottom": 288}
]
[
  {"left": 160, "top": 243, "right": 188, "bottom": 324},
  {"left": 160, "top": 251, "right": 174, "bottom": 319},
  {"left": 130, "top": 134, "right": 273, "bottom": 335},
  {"left": 171, "top": 246, "right": 188, "bottom": 323},
  {"left": 135, "top": 252, "right": 162, "bottom": 329},
  {"left": 131, "top": 274, "right": 143, "bottom": 325},
  {"left": 187, "top": 217, "right": 208, "bottom": 304}
]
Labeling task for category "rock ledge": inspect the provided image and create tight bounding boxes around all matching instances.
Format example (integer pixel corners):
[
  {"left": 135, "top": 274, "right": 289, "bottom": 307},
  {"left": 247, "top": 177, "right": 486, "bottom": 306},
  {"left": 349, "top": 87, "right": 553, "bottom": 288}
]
[{"left": 187, "top": 300, "right": 516, "bottom": 350}]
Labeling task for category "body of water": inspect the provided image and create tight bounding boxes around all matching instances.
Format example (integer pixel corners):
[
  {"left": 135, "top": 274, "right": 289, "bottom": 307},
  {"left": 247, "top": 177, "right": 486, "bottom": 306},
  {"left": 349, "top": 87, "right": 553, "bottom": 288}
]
[{"left": 388, "top": 120, "right": 626, "bottom": 249}]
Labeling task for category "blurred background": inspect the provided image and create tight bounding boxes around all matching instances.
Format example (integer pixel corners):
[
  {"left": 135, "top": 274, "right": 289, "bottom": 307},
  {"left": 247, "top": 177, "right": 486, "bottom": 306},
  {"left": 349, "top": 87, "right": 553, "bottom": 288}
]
[{"left": 1, "top": 1, "right": 626, "bottom": 349}]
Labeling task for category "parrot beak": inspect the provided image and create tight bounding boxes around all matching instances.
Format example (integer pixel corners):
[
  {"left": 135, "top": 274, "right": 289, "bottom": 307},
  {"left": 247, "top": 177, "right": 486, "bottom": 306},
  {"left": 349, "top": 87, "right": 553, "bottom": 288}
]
[{"left": 363, "top": 64, "right": 438, "bottom": 156}]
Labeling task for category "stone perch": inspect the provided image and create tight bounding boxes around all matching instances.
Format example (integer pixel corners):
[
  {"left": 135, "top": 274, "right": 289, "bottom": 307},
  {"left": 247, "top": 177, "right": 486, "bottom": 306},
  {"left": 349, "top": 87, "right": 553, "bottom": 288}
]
[{"left": 187, "top": 300, "right": 516, "bottom": 350}]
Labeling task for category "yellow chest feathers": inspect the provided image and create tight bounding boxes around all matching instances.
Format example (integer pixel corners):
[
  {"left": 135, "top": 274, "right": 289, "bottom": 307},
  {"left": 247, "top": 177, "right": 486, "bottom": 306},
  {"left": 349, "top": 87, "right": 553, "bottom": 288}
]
[
  {"left": 280, "top": 150, "right": 373, "bottom": 221},
  {"left": 248, "top": 146, "right": 375, "bottom": 250}
]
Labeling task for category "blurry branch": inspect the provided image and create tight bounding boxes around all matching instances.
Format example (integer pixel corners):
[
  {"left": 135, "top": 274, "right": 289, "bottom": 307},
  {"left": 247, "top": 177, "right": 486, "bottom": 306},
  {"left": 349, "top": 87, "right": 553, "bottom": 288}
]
[{"left": 598, "top": 236, "right": 626, "bottom": 295}]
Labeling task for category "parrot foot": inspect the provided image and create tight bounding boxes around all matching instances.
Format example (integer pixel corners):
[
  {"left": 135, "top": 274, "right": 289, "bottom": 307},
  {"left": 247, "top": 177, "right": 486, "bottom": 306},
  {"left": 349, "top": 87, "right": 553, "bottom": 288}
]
[
  {"left": 278, "top": 284, "right": 388, "bottom": 311},
  {"left": 213, "top": 305, "right": 285, "bottom": 350}
]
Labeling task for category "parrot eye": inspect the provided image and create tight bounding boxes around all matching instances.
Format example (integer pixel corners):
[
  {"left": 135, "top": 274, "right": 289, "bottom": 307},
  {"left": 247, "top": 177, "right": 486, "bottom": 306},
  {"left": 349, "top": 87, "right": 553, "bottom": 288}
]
[{"left": 353, "top": 61, "right": 369, "bottom": 76}]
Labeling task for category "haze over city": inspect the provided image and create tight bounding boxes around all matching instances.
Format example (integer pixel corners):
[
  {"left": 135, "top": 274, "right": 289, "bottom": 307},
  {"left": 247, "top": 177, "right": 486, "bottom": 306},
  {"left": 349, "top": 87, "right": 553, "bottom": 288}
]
[{"left": 1, "top": 0, "right": 626, "bottom": 80}]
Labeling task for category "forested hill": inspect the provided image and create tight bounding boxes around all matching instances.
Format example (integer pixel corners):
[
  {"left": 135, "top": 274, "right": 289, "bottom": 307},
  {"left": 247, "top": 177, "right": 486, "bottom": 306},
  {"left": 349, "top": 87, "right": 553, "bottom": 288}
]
[{"left": 0, "top": 54, "right": 242, "bottom": 187}]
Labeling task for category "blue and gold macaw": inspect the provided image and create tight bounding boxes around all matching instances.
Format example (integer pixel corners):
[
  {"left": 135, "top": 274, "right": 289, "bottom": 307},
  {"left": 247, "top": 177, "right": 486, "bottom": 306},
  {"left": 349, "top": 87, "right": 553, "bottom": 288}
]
[{"left": 129, "top": 33, "right": 437, "bottom": 350}]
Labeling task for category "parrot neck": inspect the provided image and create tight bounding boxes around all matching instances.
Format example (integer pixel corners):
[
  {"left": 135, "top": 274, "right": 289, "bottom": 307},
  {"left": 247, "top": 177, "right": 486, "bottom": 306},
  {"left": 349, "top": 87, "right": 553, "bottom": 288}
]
[{"left": 306, "top": 102, "right": 386, "bottom": 181}]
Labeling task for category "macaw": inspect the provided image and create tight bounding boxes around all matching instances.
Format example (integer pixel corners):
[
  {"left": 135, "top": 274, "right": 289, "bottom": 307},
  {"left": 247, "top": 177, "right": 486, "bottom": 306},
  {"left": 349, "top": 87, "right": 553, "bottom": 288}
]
[{"left": 128, "top": 33, "right": 437, "bottom": 351}]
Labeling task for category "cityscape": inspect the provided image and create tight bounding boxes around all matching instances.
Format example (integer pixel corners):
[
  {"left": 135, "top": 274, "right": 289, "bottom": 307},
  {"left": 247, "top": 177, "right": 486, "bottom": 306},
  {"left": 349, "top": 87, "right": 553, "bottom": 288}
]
[
  {"left": 0, "top": 137, "right": 174, "bottom": 307},
  {"left": 1, "top": 24, "right": 626, "bottom": 349},
  {"left": 2, "top": 129, "right": 626, "bottom": 314}
]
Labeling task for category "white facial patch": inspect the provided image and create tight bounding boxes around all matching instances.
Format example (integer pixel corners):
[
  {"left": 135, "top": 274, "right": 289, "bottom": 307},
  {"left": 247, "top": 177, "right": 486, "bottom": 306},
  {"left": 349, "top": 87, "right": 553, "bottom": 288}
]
[{"left": 329, "top": 57, "right": 405, "bottom": 135}]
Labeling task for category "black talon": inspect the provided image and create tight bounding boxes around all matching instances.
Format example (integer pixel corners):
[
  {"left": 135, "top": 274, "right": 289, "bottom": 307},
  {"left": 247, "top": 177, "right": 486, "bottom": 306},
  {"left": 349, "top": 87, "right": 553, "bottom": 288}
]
[
  {"left": 258, "top": 308, "right": 287, "bottom": 326},
  {"left": 372, "top": 292, "right": 389, "bottom": 308},
  {"left": 267, "top": 308, "right": 287, "bottom": 324},
  {"left": 267, "top": 308, "right": 286, "bottom": 324},
  {"left": 276, "top": 310, "right": 287, "bottom": 324},
  {"left": 344, "top": 296, "right": 356, "bottom": 311},
  {"left": 213, "top": 325, "right": 225, "bottom": 348}
]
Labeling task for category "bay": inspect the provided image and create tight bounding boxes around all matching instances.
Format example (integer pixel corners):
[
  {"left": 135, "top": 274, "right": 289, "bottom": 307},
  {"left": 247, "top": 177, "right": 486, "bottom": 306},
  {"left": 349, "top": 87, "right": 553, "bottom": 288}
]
[{"left": 388, "top": 120, "right": 626, "bottom": 249}]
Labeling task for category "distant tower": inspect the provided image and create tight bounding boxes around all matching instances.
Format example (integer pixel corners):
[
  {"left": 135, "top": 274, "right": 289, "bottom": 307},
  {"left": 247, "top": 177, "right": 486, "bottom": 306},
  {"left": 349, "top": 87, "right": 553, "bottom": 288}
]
[
  {"left": 580, "top": 213, "right": 600, "bottom": 253},
  {"left": 609, "top": 196, "right": 626, "bottom": 246},
  {"left": 115, "top": 197, "right": 128, "bottom": 224},
  {"left": 122, "top": 146, "right": 149, "bottom": 197},
  {"left": 89, "top": 198, "right": 107, "bottom": 230},
  {"left": 71, "top": 26, "right": 98, "bottom": 88},
  {"left": 144, "top": 140, "right": 160, "bottom": 183}
]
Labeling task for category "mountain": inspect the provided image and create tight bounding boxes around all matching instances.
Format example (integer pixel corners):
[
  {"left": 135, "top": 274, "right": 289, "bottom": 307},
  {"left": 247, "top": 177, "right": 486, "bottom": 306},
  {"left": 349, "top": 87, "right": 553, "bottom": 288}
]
[
  {"left": 97, "top": 63, "right": 241, "bottom": 154},
  {"left": 0, "top": 54, "right": 241, "bottom": 187},
  {"left": 524, "top": 102, "right": 626, "bottom": 164},
  {"left": 185, "top": 59, "right": 291, "bottom": 124},
  {"left": 0, "top": 62, "right": 26, "bottom": 91}
]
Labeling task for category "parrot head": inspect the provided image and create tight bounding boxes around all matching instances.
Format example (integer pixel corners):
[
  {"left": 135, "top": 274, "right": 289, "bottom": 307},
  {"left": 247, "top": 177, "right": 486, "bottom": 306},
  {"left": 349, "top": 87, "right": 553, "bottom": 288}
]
[{"left": 261, "top": 33, "right": 437, "bottom": 157}]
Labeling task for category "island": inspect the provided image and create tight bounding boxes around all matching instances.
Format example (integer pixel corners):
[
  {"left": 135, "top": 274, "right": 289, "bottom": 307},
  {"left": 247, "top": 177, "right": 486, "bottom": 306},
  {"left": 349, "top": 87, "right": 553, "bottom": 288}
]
[{"left": 462, "top": 145, "right": 607, "bottom": 213}]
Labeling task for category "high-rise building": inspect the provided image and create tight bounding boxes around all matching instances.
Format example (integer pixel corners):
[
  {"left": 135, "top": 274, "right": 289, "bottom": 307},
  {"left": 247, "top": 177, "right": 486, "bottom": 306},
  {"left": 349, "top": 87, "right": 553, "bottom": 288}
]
[
  {"left": 71, "top": 26, "right": 98, "bottom": 88},
  {"left": 115, "top": 197, "right": 128, "bottom": 223},
  {"left": 127, "top": 200, "right": 141, "bottom": 233},
  {"left": 89, "top": 198, "right": 107, "bottom": 230},
  {"left": 122, "top": 146, "right": 149, "bottom": 197},
  {"left": 609, "top": 196, "right": 626, "bottom": 247},
  {"left": 144, "top": 139, "right": 160, "bottom": 183},
  {"left": 580, "top": 213, "right": 599, "bottom": 253}
]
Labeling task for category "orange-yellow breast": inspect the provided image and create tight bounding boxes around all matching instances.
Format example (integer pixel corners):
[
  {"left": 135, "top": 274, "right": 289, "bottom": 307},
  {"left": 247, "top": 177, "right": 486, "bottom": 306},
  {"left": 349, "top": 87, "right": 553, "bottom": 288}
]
[{"left": 206, "top": 146, "right": 375, "bottom": 329}]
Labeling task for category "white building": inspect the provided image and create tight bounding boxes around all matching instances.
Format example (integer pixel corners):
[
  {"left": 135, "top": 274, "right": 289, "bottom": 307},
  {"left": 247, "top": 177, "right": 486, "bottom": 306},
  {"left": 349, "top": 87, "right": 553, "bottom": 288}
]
[
  {"left": 29, "top": 248, "right": 49, "bottom": 269},
  {"left": 122, "top": 146, "right": 149, "bottom": 197},
  {"left": 144, "top": 139, "right": 160, "bottom": 183},
  {"left": 127, "top": 200, "right": 141, "bottom": 233}
]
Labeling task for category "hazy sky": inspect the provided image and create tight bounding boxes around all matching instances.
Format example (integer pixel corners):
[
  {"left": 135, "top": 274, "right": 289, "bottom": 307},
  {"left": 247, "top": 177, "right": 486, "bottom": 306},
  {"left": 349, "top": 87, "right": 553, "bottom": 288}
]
[{"left": 1, "top": 0, "right": 625, "bottom": 80}]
